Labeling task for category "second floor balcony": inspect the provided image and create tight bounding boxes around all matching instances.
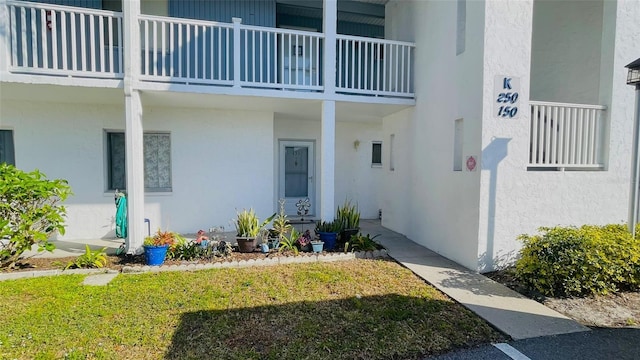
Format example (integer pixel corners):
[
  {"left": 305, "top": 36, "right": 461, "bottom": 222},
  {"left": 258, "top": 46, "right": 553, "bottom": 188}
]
[{"left": 4, "top": 0, "right": 415, "bottom": 100}]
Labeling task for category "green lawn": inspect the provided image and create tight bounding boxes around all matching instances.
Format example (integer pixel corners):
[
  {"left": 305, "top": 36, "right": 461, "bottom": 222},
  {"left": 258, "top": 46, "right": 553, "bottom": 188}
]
[{"left": 0, "top": 259, "right": 503, "bottom": 359}]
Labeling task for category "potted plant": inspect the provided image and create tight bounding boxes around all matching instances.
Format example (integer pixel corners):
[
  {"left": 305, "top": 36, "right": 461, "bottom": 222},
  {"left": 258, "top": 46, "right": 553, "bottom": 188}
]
[
  {"left": 315, "top": 220, "right": 342, "bottom": 250},
  {"left": 259, "top": 229, "right": 270, "bottom": 253},
  {"left": 311, "top": 238, "right": 324, "bottom": 253},
  {"left": 195, "top": 229, "right": 209, "bottom": 248},
  {"left": 296, "top": 229, "right": 312, "bottom": 252},
  {"left": 337, "top": 201, "right": 360, "bottom": 245},
  {"left": 234, "top": 208, "right": 275, "bottom": 253},
  {"left": 144, "top": 229, "right": 179, "bottom": 266}
]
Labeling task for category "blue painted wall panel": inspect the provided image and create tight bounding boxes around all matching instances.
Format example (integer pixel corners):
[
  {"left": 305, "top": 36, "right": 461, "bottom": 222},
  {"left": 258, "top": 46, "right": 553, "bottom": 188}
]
[
  {"left": 28, "top": 0, "right": 102, "bottom": 10},
  {"left": 276, "top": 14, "right": 384, "bottom": 38},
  {"left": 169, "top": 0, "right": 276, "bottom": 26}
]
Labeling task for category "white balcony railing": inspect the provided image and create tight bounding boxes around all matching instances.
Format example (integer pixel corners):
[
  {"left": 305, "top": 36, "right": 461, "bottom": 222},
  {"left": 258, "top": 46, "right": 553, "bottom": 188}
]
[
  {"left": 240, "top": 24, "right": 323, "bottom": 90},
  {"left": 529, "top": 101, "right": 607, "bottom": 169},
  {"left": 337, "top": 35, "right": 414, "bottom": 98},
  {"left": 7, "top": 0, "right": 123, "bottom": 78},
  {"left": 5, "top": 3, "right": 415, "bottom": 99},
  {"left": 139, "top": 14, "right": 234, "bottom": 85},
  {"left": 139, "top": 15, "right": 324, "bottom": 91}
]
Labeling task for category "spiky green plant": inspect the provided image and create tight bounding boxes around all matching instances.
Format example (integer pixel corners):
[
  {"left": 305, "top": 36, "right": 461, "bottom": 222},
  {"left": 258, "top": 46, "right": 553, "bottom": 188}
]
[
  {"left": 234, "top": 208, "right": 276, "bottom": 237},
  {"left": 337, "top": 201, "right": 360, "bottom": 230}
]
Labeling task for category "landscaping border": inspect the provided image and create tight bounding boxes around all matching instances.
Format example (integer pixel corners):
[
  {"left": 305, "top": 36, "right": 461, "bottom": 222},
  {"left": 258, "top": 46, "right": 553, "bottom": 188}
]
[{"left": 0, "top": 250, "right": 389, "bottom": 281}]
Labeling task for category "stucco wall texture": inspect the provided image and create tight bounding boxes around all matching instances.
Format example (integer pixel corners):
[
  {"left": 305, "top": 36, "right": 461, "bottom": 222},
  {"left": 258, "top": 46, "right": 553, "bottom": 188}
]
[{"left": 382, "top": 0, "right": 640, "bottom": 271}]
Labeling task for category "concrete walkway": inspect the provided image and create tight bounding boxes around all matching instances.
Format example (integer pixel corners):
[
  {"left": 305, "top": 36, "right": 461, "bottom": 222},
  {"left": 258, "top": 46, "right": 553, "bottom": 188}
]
[
  {"left": 359, "top": 220, "right": 590, "bottom": 340},
  {"left": 26, "top": 220, "right": 588, "bottom": 340}
]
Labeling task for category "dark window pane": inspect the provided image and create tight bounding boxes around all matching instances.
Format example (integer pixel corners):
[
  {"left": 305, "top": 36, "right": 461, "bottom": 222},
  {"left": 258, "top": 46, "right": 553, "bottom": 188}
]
[
  {"left": 0, "top": 130, "right": 16, "bottom": 166},
  {"left": 372, "top": 142, "right": 382, "bottom": 165},
  {"left": 108, "top": 132, "right": 126, "bottom": 190}
]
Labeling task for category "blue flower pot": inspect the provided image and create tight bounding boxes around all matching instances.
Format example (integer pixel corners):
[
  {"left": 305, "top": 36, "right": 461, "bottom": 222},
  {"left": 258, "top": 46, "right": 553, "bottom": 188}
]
[
  {"left": 318, "top": 232, "right": 338, "bottom": 250},
  {"left": 144, "top": 245, "right": 169, "bottom": 266},
  {"left": 268, "top": 239, "right": 280, "bottom": 250},
  {"left": 311, "top": 241, "right": 324, "bottom": 253},
  {"left": 260, "top": 243, "right": 270, "bottom": 253}
]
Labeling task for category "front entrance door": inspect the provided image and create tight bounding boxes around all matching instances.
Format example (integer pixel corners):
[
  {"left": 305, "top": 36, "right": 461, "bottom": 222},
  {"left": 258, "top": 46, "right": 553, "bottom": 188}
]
[{"left": 279, "top": 140, "right": 315, "bottom": 216}]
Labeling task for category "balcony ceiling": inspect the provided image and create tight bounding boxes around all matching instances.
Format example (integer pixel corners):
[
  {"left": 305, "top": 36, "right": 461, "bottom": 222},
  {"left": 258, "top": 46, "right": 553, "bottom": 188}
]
[{"left": 276, "top": 0, "right": 386, "bottom": 26}]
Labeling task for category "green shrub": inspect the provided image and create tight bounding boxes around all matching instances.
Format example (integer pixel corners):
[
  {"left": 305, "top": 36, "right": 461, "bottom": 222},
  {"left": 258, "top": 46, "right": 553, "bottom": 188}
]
[
  {"left": 64, "top": 245, "right": 108, "bottom": 269},
  {"left": 345, "top": 233, "right": 381, "bottom": 252},
  {"left": 515, "top": 225, "right": 640, "bottom": 297},
  {"left": 0, "top": 164, "right": 72, "bottom": 268}
]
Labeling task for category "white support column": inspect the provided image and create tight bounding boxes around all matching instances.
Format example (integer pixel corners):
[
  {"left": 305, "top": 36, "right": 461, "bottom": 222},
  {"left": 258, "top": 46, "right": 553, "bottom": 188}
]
[
  {"left": 123, "top": 0, "right": 144, "bottom": 254},
  {"left": 124, "top": 90, "right": 145, "bottom": 254},
  {"left": 323, "top": 0, "right": 337, "bottom": 94},
  {"left": 320, "top": 0, "right": 337, "bottom": 221},
  {"left": 321, "top": 100, "right": 336, "bottom": 221}
]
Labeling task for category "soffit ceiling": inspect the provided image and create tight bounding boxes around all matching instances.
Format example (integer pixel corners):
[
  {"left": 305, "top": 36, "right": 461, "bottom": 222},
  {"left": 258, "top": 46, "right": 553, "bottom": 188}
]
[{"left": 276, "top": 0, "right": 386, "bottom": 26}]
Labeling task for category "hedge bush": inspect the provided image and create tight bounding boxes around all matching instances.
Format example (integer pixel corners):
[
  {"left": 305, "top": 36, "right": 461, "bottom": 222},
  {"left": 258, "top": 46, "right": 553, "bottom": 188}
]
[
  {"left": 0, "top": 164, "right": 71, "bottom": 268},
  {"left": 515, "top": 225, "right": 640, "bottom": 297}
]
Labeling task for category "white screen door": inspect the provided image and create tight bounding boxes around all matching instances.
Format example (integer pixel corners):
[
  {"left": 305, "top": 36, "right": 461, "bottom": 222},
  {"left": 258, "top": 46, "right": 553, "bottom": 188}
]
[{"left": 279, "top": 140, "right": 315, "bottom": 216}]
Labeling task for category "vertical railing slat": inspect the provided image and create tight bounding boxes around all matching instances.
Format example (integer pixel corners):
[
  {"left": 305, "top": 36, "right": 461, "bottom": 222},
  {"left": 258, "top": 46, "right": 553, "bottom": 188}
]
[
  {"left": 10, "top": 6, "right": 18, "bottom": 67},
  {"left": 108, "top": 15, "right": 113, "bottom": 72},
  {"left": 60, "top": 11, "right": 67, "bottom": 70},
  {"left": 550, "top": 106, "right": 557, "bottom": 164},
  {"left": 90, "top": 14, "right": 96, "bottom": 72},
  {"left": 153, "top": 20, "right": 158, "bottom": 76},
  {"left": 193, "top": 24, "right": 198, "bottom": 79},
  {"left": 530, "top": 105, "right": 538, "bottom": 164},
  {"left": 70, "top": 12, "right": 78, "bottom": 71},
  {"left": 161, "top": 21, "right": 166, "bottom": 77},
  {"left": 117, "top": 16, "right": 122, "bottom": 74},
  {"left": 41, "top": 9, "right": 48, "bottom": 69},
  {"left": 558, "top": 107, "right": 565, "bottom": 165},
  {"left": 201, "top": 25, "right": 206, "bottom": 80},
  {"left": 543, "top": 106, "right": 551, "bottom": 164},
  {"left": 178, "top": 23, "right": 182, "bottom": 78},
  {"left": 576, "top": 108, "right": 584, "bottom": 164},
  {"left": 79, "top": 13, "right": 86, "bottom": 71},
  {"left": 30, "top": 8, "right": 37, "bottom": 67},
  {"left": 186, "top": 23, "right": 190, "bottom": 79},
  {"left": 99, "top": 15, "right": 104, "bottom": 72},
  {"left": 20, "top": 7, "right": 27, "bottom": 67}
]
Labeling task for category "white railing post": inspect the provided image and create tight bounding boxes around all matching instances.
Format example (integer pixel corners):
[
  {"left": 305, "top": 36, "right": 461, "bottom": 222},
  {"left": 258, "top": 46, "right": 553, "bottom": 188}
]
[
  {"left": 232, "top": 17, "right": 241, "bottom": 87},
  {"left": 323, "top": 0, "right": 336, "bottom": 94}
]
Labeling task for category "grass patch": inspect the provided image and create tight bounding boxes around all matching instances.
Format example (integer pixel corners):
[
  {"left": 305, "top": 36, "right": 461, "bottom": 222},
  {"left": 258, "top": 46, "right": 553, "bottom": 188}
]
[{"left": 0, "top": 259, "right": 503, "bottom": 359}]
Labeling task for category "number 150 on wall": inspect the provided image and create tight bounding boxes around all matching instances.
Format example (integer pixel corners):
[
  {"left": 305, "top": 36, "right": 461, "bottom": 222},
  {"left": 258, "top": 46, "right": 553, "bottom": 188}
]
[{"left": 497, "top": 92, "right": 519, "bottom": 118}]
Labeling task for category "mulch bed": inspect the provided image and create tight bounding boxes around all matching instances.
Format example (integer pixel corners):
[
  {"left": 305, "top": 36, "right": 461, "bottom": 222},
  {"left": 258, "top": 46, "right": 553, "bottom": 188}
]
[
  {"left": 486, "top": 267, "right": 640, "bottom": 328},
  {"left": 2, "top": 248, "right": 366, "bottom": 273}
]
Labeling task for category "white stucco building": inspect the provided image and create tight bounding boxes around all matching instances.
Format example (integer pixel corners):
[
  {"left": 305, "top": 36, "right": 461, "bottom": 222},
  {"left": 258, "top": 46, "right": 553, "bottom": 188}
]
[{"left": 1, "top": 0, "right": 638, "bottom": 271}]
